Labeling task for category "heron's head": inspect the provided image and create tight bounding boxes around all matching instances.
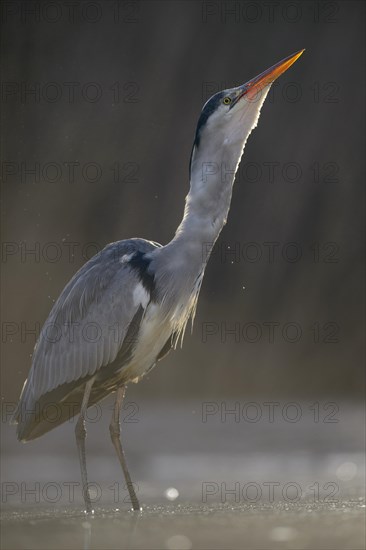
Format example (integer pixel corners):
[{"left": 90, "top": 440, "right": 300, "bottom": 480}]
[{"left": 190, "top": 50, "right": 304, "bottom": 178}]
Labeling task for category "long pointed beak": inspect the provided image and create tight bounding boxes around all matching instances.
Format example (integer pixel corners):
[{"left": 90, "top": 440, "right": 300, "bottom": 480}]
[{"left": 233, "top": 49, "right": 305, "bottom": 104}]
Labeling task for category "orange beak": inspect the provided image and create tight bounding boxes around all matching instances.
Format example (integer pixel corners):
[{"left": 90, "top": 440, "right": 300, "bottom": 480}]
[{"left": 233, "top": 49, "right": 305, "bottom": 104}]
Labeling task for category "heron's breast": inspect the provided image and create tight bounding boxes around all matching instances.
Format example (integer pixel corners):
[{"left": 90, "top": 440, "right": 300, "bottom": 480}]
[{"left": 122, "top": 303, "right": 173, "bottom": 381}]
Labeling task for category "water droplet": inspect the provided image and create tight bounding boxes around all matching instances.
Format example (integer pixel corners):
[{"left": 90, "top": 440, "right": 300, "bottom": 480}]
[{"left": 164, "top": 487, "right": 179, "bottom": 501}]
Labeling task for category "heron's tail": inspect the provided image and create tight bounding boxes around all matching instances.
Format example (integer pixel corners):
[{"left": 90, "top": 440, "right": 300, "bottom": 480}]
[
  {"left": 10, "top": 373, "right": 113, "bottom": 442},
  {"left": 10, "top": 379, "right": 37, "bottom": 442}
]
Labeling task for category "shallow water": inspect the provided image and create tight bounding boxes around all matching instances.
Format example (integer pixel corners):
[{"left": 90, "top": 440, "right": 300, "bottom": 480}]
[
  {"left": 1, "top": 400, "right": 365, "bottom": 549},
  {"left": 2, "top": 499, "right": 365, "bottom": 550}
]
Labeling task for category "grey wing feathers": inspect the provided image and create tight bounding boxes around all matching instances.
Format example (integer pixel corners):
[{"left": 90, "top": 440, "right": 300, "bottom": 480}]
[{"left": 14, "top": 238, "right": 158, "bottom": 426}]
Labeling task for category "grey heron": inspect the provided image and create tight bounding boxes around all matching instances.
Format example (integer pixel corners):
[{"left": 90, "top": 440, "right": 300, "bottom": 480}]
[{"left": 12, "top": 50, "right": 304, "bottom": 512}]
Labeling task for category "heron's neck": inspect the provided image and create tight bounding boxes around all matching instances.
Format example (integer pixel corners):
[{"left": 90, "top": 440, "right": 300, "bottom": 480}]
[
  {"left": 151, "top": 134, "right": 247, "bottom": 332},
  {"left": 171, "top": 136, "right": 245, "bottom": 265},
  {"left": 151, "top": 143, "right": 241, "bottom": 334}
]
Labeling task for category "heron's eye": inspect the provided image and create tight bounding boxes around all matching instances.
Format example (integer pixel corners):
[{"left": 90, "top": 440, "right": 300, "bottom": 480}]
[{"left": 223, "top": 97, "right": 232, "bottom": 105}]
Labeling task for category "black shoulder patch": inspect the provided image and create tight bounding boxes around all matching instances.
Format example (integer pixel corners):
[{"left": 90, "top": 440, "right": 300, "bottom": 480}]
[{"left": 128, "top": 251, "right": 155, "bottom": 296}]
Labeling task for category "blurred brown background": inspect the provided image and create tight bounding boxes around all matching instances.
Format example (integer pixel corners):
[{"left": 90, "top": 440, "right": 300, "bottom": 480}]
[{"left": 1, "top": 0, "right": 365, "bottom": 405}]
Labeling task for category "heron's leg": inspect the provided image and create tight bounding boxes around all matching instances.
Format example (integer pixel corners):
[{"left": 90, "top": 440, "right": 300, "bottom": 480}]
[
  {"left": 110, "top": 385, "right": 140, "bottom": 511},
  {"left": 75, "top": 376, "right": 95, "bottom": 513}
]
